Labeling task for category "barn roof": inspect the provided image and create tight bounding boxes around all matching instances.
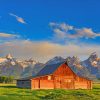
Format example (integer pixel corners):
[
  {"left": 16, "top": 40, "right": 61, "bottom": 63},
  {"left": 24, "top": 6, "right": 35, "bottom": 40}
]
[
  {"left": 17, "top": 61, "right": 91, "bottom": 81},
  {"left": 36, "top": 61, "right": 65, "bottom": 77}
]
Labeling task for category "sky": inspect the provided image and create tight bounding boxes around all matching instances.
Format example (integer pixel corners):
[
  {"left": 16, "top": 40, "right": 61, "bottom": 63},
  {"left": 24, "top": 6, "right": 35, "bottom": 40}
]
[{"left": 0, "top": 0, "right": 100, "bottom": 62}]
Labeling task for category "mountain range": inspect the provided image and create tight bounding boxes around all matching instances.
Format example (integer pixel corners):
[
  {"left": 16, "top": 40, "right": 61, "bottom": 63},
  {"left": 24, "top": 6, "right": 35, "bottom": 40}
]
[{"left": 0, "top": 53, "right": 100, "bottom": 80}]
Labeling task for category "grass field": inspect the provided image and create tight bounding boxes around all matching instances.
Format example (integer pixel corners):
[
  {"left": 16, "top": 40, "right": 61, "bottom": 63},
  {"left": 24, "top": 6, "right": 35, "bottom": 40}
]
[{"left": 0, "top": 83, "right": 100, "bottom": 100}]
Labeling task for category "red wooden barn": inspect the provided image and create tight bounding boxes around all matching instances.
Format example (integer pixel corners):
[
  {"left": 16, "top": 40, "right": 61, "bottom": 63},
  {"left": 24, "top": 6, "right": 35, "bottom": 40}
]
[{"left": 17, "top": 61, "right": 92, "bottom": 89}]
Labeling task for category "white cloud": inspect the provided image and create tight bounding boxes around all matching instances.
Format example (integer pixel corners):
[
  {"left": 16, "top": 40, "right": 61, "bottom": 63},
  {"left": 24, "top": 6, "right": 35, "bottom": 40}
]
[
  {"left": 75, "top": 28, "right": 98, "bottom": 38},
  {"left": 53, "top": 29, "right": 66, "bottom": 39},
  {"left": 49, "top": 22, "right": 73, "bottom": 31},
  {"left": 0, "top": 40, "right": 99, "bottom": 63},
  {"left": 0, "top": 32, "right": 20, "bottom": 44},
  {"left": 50, "top": 22, "right": 100, "bottom": 39},
  {"left": 0, "top": 32, "right": 18, "bottom": 38},
  {"left": 9, "top": 13, "right": 27, "bottom": 24},
  {"left": 59, "top": 23, "right": 73, "bottom": 31}
]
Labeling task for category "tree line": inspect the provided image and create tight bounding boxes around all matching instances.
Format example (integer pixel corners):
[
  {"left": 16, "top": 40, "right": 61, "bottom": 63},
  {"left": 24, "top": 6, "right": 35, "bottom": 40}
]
[{"left": 0, "top": 76, "right": 14, "bottom": 83}]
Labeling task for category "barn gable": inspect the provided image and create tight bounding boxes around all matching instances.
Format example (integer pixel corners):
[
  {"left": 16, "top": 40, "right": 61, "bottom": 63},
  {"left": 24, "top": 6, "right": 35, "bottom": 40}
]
[{"left": 53, "top": 62, "right": 75, "bottom": 76}]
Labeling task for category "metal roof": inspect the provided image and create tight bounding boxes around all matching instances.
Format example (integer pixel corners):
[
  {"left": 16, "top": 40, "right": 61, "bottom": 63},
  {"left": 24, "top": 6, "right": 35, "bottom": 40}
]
[{"left": 35, "top": 61, "right": 65, "bottom": 77}]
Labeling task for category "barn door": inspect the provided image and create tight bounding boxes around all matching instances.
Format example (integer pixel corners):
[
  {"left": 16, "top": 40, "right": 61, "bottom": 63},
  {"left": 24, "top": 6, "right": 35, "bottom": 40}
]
[
  {"left": 54, "top": 77, "right": 74, "bottom": 89},
  {"left": 61, "top": 78, "right": 74, "bottom": 89},
  {"left": 54, "top": 77, "right": 61, "bottom": 89}
]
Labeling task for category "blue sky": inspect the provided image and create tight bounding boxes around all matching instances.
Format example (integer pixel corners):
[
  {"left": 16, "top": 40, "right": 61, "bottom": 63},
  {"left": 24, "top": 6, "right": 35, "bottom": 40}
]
[{"left": 0, "top": 0, "right": 100, "bottom": 62}]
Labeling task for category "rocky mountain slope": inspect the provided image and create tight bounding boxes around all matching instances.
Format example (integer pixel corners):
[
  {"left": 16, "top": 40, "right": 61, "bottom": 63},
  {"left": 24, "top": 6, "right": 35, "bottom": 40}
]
[
  {"left": 66, "top": 52, "right": 100, "bottom": 80},
  {"left": 0, "top": 53, "right": 100, "bottom": 80},
  {"left": 81, "top": 52, "right": 100, "bottom": 79},
  {"left": 0, "top": 54, "right": 44, "bottom": 78},
  {"left": 45, "top": 56, "right": 65, "bottom": 65}
]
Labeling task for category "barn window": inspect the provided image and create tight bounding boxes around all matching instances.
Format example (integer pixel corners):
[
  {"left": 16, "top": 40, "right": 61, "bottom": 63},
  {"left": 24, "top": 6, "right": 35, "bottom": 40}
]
[{"left": 48, "top": 76, "right": 51, "bottom": 80}]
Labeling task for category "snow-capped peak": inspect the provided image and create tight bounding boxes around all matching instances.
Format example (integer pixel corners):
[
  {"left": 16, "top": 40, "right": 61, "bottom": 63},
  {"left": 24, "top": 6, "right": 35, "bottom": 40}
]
[
  {"left": 88, "top": 52, "right": 98, "bottom": 61},
  {"left": 25, "top": 58, "right": 38, "bottom": 65},
  {"left": 6, "top": 53, "right": 13, "bottom": 59}
]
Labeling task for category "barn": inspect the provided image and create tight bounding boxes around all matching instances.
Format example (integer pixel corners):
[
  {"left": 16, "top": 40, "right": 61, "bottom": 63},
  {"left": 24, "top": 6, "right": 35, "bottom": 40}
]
[{"left": 17, "top": 61, "right": 92, "bottom": 89}]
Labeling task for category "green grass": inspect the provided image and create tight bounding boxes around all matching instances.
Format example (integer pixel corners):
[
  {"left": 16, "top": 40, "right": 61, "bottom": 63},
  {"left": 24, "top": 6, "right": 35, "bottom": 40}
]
[{"left": 0, "top": 83, "right": 100, "bottom": 100}]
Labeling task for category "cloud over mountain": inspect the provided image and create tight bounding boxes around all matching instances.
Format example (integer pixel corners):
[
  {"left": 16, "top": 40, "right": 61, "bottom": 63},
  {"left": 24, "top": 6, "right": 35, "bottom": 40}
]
[
  {"left": 0, "top": 22, "right": 99, "bottom": 63},
  {"left": 50, "top": 22, "right": 100, "bottom": 39},
  {"left": 0, "top": 40, "right": 100, "bottom": 62}
]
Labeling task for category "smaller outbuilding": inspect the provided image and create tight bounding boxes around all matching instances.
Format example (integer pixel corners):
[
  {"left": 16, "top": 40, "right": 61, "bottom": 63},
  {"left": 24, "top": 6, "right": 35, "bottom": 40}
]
[{"left": 17, "top": 61, "right": 92, "bottom": 89}]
